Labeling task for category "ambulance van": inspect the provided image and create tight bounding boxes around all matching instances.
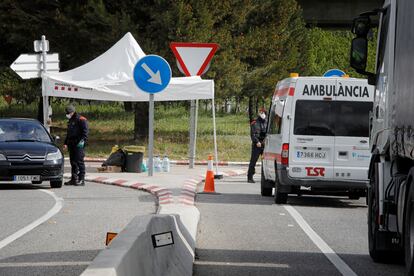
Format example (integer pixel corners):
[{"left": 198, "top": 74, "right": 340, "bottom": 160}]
[{"left": 261, "top": 74, "right": 374, "bottom": 204}]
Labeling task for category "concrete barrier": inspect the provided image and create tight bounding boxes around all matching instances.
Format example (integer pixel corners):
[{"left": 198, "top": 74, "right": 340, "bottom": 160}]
[{"left": 81, "top": 214, "right": 195, "bottom": 276}]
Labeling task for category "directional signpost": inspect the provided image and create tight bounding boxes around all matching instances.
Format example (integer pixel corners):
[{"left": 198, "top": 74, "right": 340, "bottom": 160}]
[
  {"left": 133, "top": 55, "right": 172, "bottom": 176},
  {"left": 10, "top": 35, "right": 59, "bottom": 132}
]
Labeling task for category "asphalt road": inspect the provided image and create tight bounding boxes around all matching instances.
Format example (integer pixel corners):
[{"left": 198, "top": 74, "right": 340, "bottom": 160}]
[
  {"left": 194, "top": 174, "right": 405, "bottom": 276},
  {"left": 0, "top": 180, "right": 155, "bottom": 276}
]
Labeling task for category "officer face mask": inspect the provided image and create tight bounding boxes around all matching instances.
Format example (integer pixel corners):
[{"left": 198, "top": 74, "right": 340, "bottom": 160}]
[
  {"left": 66, "top": 113, "right": 72, "bottom": 119},
  {"left": 259, "top": 113, "right": 266, "bottom": 120}
]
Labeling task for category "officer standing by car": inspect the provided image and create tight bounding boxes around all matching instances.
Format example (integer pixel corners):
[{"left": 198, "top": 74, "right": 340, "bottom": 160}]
[
  {"left": 63, "top": 104, "right": 88, "bottom": 186},
  {"left": 247, "top": 108, "right": 267, "bottom": 183}
]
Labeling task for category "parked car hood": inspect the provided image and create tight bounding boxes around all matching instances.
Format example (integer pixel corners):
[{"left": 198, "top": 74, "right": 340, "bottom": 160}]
[{"left": 0, "top": 141, "right": 58, "bottom": 157}]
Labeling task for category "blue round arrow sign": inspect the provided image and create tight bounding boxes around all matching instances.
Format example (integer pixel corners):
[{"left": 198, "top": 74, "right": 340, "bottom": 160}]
[
  {"left": 323, "top": 69, "right": 346, "bottom": 77},
  {"left": 133, "top": 55, "right": 172, "bottom": 94}
]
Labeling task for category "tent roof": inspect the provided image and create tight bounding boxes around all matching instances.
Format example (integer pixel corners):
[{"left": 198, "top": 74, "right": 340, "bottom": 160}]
[{"left": 42, "top": 33, "right": 214, "bottom": 102}]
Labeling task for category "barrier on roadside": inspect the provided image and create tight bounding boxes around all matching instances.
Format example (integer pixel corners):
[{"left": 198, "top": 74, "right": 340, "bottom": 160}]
[{"left": 81, "top": 214, "right": 194, "bottom": 276}]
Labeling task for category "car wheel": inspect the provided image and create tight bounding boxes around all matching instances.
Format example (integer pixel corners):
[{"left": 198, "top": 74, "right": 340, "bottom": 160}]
[
  {"left": 349, "top": 191, "right": 360, "bottom": 200},
  {"left": 31, "top": 181, "right": 42, "bottom": 185},
  {"left": 261, "top": 166, "right": 273, "bottom": 197},
  {"left": 274, "top": 173, "right": 288, "bottom": 204},
  {"left": 50, "top": 180, "right": 63, "bottom": 188}
]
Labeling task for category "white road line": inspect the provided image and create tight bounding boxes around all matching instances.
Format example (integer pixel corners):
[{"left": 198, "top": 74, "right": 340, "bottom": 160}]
[
  {"left": 194, "top": 260, "right": 289, "bottom": 268},
  {"left": 0, "top": 261, "right": 90, "bottom": 267},
  {"left": 284, "top": 205, "right": 357, "bottom": 276},
  {"left": 0, "top": 189, "right": 63, "bottom": 250}
]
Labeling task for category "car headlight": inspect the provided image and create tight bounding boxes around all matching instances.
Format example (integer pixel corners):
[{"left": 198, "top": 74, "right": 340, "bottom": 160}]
[
  {"left": 0, "top": 154, "right": 6, "bottom": 161},
  {"left": 46, "top": 151, "right": 63, "bottom": 161}
]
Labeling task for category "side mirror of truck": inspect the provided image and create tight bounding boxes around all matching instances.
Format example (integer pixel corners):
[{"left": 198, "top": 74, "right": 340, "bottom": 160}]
[{"left": 350, "top": 37, "right": 368, "bottom": 72}]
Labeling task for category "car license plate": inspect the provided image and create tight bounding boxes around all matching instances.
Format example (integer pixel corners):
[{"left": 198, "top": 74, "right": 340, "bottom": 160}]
[
  {"left": 13, "top": 175, "right": 40, "bottom": 182},
  {"left": 296, "top": 151, "right": 326, "bottom": 159}
]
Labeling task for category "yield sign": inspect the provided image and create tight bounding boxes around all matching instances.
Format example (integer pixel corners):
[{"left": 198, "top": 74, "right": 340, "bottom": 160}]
[{"left": 170, "top": 42, "right": 219, "bottom": 76}]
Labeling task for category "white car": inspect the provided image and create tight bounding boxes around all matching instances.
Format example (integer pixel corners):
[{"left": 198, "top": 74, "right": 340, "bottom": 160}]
[{"left": 261, "top": 74, "right": 374, "bottom": 203}]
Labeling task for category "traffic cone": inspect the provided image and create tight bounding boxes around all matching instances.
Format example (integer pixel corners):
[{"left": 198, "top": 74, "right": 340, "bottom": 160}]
[{"left": 203, "top": 155, "right": 216, "bottom": 193}]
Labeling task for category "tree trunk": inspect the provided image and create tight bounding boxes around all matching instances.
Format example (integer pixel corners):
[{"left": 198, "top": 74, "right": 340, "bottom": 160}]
[
  {"left": 124, "top": 102, "right": 133, "bottom": 112},
  {"left": 248, "top": 96, "right": 254, "bottom": 122},
  {"left": 134, "top": 102, "right": 149, "bottom": 141}
]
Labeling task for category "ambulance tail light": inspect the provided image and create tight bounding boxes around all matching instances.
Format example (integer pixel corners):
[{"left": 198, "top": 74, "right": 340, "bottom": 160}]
[{"left": 281, "top": 143, "right": 289, "bottom": 165}]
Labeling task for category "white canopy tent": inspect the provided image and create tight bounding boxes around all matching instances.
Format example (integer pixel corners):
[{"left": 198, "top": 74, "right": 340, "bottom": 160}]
[{"left": 41, "top": 32, "right": 219, "bottom": 172}]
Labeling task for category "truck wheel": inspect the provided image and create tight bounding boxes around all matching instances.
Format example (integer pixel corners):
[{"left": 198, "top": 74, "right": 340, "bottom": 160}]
[
  {"left": 261, "top": 166, "right": 272, "bottom": 197},
  {"left": 50, "top": 180, "right": 63, "bottom": 188},
  {"left": 405, "top": 179, "right": 414, "bottom": 274},
  {"left": 349, "top": 190, "right": 360, "bottom": 200},
  {"left": 274, "top": 174, "right": 288, "bottom": 204}
]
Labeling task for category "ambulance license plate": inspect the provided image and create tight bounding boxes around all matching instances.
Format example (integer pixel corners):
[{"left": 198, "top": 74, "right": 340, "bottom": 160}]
[
  {"left": 296, "top": 151, "right": 326, "bottom": 159},
  {"left": 13, "top": 175, "right": 41, "bottom": 182}
]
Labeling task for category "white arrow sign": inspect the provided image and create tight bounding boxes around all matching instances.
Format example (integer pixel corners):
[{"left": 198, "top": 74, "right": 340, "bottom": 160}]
[
  {"left": 141, "top": 63, "right": 162, "bottom": 85},
  {"left": 10, "top": 53, "right": 59, "bottom": 79}
]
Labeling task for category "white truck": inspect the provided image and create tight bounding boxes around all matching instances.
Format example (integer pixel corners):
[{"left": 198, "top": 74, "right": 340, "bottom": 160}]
[
  {"left": 261, "top": 74, "right": 374, "bottom": 204},
  {"left": 349, "top": 0, "right": 414, "bottom": 273}
]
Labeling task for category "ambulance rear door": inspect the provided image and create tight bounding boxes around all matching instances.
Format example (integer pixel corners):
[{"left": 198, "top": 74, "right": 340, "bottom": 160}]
[
  {"left": 333, "top": 80, "right": 373, "bottom": 182},
  {"left": 288, "top": 78, "right": 336, "bottom": 181}
]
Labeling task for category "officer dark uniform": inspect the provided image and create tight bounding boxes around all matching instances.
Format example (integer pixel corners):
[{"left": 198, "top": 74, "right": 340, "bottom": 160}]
[
  {"left": 64, "top": 105, "right": 88, "bottom": 186},
  {"left": 247, "top": 109, "right": 267, "bottom": 183}
]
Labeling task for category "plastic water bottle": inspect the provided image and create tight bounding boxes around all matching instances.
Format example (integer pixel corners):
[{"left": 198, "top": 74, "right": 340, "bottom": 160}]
[
  {"left": 141, "top": 159, "right": 147, "bottom": 172},
  {"left": 162, "top": 156, "right": 170, "bottom": 172},
  {"left": 154, "top": 156, "right": 162, "bottom": 172}
]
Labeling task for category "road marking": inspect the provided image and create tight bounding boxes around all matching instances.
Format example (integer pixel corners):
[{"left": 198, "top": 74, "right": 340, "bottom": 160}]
[
  {"left": 0, "top": 261, "right": 90, "bottom": 267},
  {"left": 284, "top": 205, "right": 357, "bottom": 276},
  {"left": 194, "top": 261, "right": 289, "bottom": 268},
  {"left": 0, "top": 189, "right": 63, "bottom": 250}
]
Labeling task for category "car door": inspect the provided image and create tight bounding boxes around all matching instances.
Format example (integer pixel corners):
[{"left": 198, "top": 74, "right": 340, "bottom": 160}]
[
  {"left": 332, "top": 97, "right": 372, "bottom": 182},
  {"left": 288, "top": 79, "right": 336, "bottom": 181}
]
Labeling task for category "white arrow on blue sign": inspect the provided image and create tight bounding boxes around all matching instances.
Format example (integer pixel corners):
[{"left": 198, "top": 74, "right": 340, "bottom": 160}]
[
  {"left": 133, "top": 55, "right": 172, "bottom": 94},
  {"left": 323, "top": 69, "right": 346, "bottom": 77}
]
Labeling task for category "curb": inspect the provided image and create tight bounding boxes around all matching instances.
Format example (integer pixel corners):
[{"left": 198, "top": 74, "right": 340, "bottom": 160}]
[
  {"left": 66, "top": 157, "right": 258, "bottom": 167},
  {"left": 63, "top": 168, "right": 247, "bottom": 209}
]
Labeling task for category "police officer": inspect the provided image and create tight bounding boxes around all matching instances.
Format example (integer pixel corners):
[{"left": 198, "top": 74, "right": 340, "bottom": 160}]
[
  {"left": 63, "top": 104, "right": 88, "bottom": 186},
  {"left": 247, "top": 108, "right": 267, "bottom": 183}
]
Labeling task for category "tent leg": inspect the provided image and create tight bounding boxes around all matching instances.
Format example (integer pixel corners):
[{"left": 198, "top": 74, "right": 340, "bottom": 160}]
[
  {"left": 189, "top": 100, "right": 198, "bottom": 168},
  {"left": 211, "top": 98, "right": 222, "bottom": 179}
]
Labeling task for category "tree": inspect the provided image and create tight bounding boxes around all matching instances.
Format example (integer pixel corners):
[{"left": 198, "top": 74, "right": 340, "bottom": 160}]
[{"left": 306, "top": 28, "right": 377, "bottom": 77}]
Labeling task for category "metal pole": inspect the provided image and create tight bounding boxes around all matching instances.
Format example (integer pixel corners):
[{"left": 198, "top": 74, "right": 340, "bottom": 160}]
[
  {"left": 189, "top": 100, "right": 196, "bottom": 168},
  {"left": 211, "top": 98, "right": 219, "bottom": 175},
  {"left": 148, "top": 94, "right": 154, "bottom": 176},
  {"left": 194, "top": 99, "right": 199, "bottom": 163},
  {"left": 41, "top": 35, "right": 49, "bottom": 132}
]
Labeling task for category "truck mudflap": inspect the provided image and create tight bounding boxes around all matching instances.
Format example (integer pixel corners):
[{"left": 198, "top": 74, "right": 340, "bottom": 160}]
[{"left": 375, "top": 230, "right": 403, "bottom": 252}]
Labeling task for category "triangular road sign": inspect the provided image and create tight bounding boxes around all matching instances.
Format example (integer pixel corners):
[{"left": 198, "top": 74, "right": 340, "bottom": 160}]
[{"left": 170, "top": 42, "right": 219, "bottom": 76}]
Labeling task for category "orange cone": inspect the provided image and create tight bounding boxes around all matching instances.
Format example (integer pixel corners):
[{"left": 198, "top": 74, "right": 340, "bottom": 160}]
[{"left": 203, "top": 155, "right": 216, "bottom": 193}]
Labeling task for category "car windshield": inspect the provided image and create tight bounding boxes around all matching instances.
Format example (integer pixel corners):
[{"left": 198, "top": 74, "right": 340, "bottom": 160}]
[{"left": 0, "top": 121, "right": 51, "bottom": 142}]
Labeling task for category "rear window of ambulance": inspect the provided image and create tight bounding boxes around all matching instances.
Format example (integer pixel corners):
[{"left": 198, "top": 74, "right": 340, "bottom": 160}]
[{"left": 294, "top": 100, "right": 373, "bottom": 137}]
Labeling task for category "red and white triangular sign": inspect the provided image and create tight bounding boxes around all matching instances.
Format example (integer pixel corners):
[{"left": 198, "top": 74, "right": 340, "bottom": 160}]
[{"left": 170, "top": 42, "right": 219, "bottom": 76}]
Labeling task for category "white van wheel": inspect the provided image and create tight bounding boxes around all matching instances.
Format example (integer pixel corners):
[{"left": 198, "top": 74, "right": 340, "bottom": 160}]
[
  {"left": 261, "top": 166, "right": 273, "bottom": 197},
  {"left": 274, "top": 174, "right": 288, "bottom": 204}
]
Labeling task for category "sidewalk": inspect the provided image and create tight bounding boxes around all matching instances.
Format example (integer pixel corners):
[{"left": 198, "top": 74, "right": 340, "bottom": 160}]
[{"left": 63, "top": 165, "right": 246, "bottom": 240}]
